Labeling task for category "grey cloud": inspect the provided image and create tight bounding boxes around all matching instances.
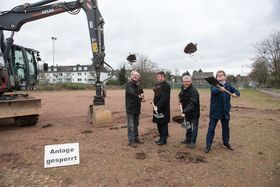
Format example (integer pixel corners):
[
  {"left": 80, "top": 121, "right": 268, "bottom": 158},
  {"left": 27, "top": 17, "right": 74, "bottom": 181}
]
[{"left": 1, "top": 0, "right": 279, "bottom": 75}]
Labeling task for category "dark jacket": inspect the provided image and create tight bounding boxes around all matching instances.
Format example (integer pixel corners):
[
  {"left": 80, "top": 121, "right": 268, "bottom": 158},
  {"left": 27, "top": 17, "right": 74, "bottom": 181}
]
[
  {"left": 178, "top": 84, "right": 200, "bottom": 120},
  {"left": 125, "top": 80, "right": 143, "bottom": 114},
  {"left": 152, "top": 81, "right": 171, "bottom": 124},
  {"left": 210, "top": 82, "right": 240, "bottom": 119}
]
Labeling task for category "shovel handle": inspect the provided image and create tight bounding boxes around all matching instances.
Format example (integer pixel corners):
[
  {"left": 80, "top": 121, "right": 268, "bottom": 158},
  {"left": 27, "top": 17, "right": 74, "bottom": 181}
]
[
  {"left": 179, "top": 103, "right": 183, "bottom": 113},
  {"left": 151, "top": 102, "right": 159, "bottom": 114},
  {"left": 216, "top": 85, "right": 233, "bottom": 96},
  {"left": 179, "top": 103, "right": 186, "bottom": 117}
]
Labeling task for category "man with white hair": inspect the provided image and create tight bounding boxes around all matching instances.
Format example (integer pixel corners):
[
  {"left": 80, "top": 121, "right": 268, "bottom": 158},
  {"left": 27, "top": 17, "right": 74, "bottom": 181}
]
[
  {"left": 178, "top": 75, "right": 200, "bottom": 148},
  {"left": 125, "top": 70, "right": 144, "bottom": 148}
]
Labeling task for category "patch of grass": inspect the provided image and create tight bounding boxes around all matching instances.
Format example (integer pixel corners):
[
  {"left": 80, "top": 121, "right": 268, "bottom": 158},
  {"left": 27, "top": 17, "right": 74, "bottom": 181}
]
[
  {"left": 240, "top": 89, "right": 280, "bottom": 109},
  {"left": 36, "top": 83, "right": 94, "bottom": 91}
]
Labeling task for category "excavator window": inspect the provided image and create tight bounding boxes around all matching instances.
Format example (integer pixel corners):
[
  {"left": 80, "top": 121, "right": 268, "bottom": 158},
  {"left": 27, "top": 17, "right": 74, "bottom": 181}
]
[
  {"left": 14, "top": 49, "right": 25, "bottom": 79},
  {"left": 0, "top": 53, "right": 4, "bottom": 67},
  {"left": 26, "top": 51, "right": 35, "bottom": 76}
]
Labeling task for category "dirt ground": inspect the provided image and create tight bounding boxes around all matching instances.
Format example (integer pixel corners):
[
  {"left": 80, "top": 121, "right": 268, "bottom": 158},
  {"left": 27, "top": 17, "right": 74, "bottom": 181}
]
[{"left": 0, "top": 89, "right": 279, "bottom": 187}]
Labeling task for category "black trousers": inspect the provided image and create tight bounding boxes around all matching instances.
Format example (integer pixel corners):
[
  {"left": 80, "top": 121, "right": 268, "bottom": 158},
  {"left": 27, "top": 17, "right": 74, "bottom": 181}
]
[{"left": 157, "top": 123, "right": 169, "bottom": 142}]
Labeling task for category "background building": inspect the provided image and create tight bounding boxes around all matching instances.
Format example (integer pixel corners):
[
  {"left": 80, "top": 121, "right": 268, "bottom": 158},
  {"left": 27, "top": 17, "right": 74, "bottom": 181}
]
[{"left": 39, "top": 64, "right": 113, "bottom": 84}]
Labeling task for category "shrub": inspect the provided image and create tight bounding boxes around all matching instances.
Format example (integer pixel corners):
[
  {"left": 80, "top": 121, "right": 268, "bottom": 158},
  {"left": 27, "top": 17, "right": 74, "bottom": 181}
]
[
  {"left": 36, "top": 83, "right": 94, "bottom": 91},
  {"left": 106, "top": 79, "right": 120, "bottom": 86}
]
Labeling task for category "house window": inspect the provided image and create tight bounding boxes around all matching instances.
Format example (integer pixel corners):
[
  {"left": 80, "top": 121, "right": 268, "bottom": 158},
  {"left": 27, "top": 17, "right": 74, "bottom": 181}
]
[
  {"left": 78, "top": 78, "right": 82, "bottom": 82},
  {"left": 84, "top": 67, "right": 88, "bottom": 71},
  {"left": 78, "top": 67, "right": 82, "bottom": 71},
  {"left": 85, "top": 78, "right": 87, "bottom": 81},
  {"left": 54, "top": 67, "right": 57, "bottom": 71},
  {"left": 84, "top": 72, "right": 87, "bottom": 75},
  {"left": 48, "top": 68, "right": 51, "bottom": 72},
  {"left": 78, "top": 73, "right": 82, "bottom": 76},
  {"left": 73, "top": 67, "right": 77, "bottom": 71}
]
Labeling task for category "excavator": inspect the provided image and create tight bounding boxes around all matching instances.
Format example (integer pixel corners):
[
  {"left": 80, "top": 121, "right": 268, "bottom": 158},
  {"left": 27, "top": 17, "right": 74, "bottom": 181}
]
[{"left": 0, "top": 0, "right": 113, "bottom": 126}]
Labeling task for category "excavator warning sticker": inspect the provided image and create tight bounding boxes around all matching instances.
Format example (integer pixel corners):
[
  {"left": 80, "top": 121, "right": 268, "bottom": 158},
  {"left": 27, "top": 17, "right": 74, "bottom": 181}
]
[{"left": 92, "top": 42, "right": 98, "bottom": 53}]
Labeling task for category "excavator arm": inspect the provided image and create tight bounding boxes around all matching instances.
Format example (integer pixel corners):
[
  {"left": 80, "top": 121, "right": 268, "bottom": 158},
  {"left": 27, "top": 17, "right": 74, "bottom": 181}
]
[{"left": 0, "top": 0, "right": 111, "bottom": 105}]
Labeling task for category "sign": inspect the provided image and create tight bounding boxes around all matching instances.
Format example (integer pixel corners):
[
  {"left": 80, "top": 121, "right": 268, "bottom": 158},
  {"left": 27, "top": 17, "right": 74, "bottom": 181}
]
[
  {"left": 92, "top": 42, "right": 98, "bottom": 53},
  {"left": 44, "top": 143, "right": 80, "bottom": 168}
]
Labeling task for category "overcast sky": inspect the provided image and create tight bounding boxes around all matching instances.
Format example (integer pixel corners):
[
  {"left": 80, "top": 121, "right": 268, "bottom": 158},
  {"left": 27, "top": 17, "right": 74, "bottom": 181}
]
[{"left": 1, "top": 0, "right": 280, "bottom": 76}]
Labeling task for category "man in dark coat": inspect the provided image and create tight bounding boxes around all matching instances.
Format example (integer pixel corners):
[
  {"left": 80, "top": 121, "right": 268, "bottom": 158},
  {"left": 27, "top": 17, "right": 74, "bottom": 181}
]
[
  {"left": 178, "top": 75, "right": 200, "bottom": 148},
  {"left": 153, "top": 71, "right": 171, "bottom": 145},
  {"left": 205, "top": 70, "right": 240, "bottom": 153},
  {"left": 125, "top": 70, "right": 144, "bottom": 148}
]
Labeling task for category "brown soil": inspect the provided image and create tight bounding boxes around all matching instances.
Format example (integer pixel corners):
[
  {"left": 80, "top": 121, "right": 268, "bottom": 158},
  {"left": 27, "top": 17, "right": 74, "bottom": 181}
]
[{"left": 0, "top": 89, "right": 279, "bottom": 187}]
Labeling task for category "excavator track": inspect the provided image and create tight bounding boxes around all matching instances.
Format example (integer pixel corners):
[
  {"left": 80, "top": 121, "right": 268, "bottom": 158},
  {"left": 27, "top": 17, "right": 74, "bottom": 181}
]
[{"left": 14, "top": 115, "right": 39, "bottom": 126}]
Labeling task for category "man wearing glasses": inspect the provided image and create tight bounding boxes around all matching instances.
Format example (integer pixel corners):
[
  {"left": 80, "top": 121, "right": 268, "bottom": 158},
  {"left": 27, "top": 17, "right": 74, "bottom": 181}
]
[{"left": 205, "top": 70, "right": 240, "bottom": 153}]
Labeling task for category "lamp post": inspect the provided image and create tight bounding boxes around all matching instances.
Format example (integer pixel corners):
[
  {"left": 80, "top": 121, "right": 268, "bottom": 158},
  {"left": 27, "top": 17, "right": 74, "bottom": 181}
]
[{"left": 51, "top": 37, "right": 57, "bottom": 66}]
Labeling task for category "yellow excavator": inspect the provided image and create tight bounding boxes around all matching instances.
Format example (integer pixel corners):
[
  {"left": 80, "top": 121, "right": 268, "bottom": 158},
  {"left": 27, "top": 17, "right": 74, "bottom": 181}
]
[{"left": 0, "top": 0, "right": 113, "bottom": 126}]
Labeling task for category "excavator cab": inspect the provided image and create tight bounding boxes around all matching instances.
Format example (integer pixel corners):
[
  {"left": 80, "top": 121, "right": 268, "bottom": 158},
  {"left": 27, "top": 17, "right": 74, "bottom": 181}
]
[
  {"left": 11, "top": 45, "right": 40, "bottom": 90},
  {"left": 0, "top": 44, "right": 41, "bottom": 93},
  {"left": 0, "top": 40, "right": 42, "bottom": 126}
]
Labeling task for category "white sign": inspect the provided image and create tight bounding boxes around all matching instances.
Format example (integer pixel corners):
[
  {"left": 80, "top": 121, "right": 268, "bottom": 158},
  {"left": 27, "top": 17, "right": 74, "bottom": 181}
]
[{"left": 44, "top": 143, "right": 80, "bottom": 168}]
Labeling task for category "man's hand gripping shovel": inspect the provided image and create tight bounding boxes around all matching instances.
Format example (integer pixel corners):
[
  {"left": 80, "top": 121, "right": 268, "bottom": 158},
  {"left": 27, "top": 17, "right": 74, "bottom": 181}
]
[
  {"left": 205, "top": 77, "right": 239, "bottom": 98},
  {"left": 151, "top": 102, "right": 164, "bottom": 119}
]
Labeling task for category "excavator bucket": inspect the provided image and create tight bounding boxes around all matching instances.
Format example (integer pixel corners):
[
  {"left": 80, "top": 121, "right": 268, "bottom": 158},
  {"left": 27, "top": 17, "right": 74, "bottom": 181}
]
[
  {"left": 87, "top": 105, "right": 113, "bottom": 127},
  {"left": 0, "top": 96, "right": 41, "bottom": 126}
]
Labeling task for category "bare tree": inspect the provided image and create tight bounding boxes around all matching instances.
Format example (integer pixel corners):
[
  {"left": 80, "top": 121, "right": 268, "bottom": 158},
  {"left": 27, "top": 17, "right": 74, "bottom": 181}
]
[
  {"left": 249, "top": 58, "right": 268, "bottom": 85},
  {"left": 130, "top": 54, "right": 158, "bottom": 87},
  {"left": 254, "top": 31, "right": 280, "bottom": 86}
]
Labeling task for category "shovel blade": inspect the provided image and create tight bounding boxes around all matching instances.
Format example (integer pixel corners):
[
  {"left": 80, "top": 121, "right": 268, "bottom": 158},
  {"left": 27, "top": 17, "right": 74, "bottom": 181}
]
[
  {"left": 181, "top": 121, "right": 191, "bottom": 129},
  {"left": 153, "top": 113, "right": 164, "bottom": 119}
]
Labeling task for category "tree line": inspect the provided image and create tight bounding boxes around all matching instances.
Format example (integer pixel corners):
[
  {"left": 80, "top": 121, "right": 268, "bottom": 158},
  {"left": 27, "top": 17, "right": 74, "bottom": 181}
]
[{"left": 250, "top": 31, "right": 280, "bottom": 88}]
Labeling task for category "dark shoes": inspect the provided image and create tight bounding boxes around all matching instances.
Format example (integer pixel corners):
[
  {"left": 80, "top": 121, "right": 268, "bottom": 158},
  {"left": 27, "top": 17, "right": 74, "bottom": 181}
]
[
  {"left": 204, "top": 146, "right": 211, "bottom": 153},
  {"left": 134, "top": 139, "right": 144, "bottom": 144},
  {"left": 204, "top": 143, "right": 233, "bottom": 153},
  {"left": 180, "top": 139, "right": 187, "bottom": 144},
  {"left": 224, "top": 143, "right": 233, "bottom": 150},
  {"left": 155, "top": 139, "right": 161, "bottom": 143},
  {"left": 188, "top": 143, "right": 196, "bottom": 149},
  {"left": 155, "top": 138, "right": 167, "bottom": 145},
  {"left": 157, "top": 141, "right": 167, "bottom": 146},
  {"left": 180, "top": 139, "right": 192, "bottom": 145},
  {"left": 128, "top": 142, "right": 137, "bottom": 148}
]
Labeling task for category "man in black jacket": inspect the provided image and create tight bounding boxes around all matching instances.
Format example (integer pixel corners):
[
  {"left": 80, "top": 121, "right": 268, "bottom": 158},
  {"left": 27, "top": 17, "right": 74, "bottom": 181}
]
[
  {"left": 153, "top": 71, "right": 171, "bottom": 145},
  {"left": 204, "top": 70, "right": 240, "bottom": 153},
  {"left": 178, "top": 75, "right": 200, "bottom": 148},
  {"left": 125, "top": 70, "right": 144, "bottom": 148}
]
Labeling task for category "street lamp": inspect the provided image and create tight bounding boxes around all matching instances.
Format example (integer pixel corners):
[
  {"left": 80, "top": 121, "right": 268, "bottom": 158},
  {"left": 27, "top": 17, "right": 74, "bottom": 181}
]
[{"left": 51, "top": 37, "right": 57, "bottom": 66}]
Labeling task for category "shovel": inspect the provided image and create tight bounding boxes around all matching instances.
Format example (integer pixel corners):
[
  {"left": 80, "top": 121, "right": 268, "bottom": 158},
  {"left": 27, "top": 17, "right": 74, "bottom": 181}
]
[
  {"left": 151, "top": 102, "right": 164, "bottom": 119},
  {"left": 205, "top": 77, "right": 234, "bottom": 96},
  {"left": 180, "top": 103, "right": 191, "bottom": 129}
]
